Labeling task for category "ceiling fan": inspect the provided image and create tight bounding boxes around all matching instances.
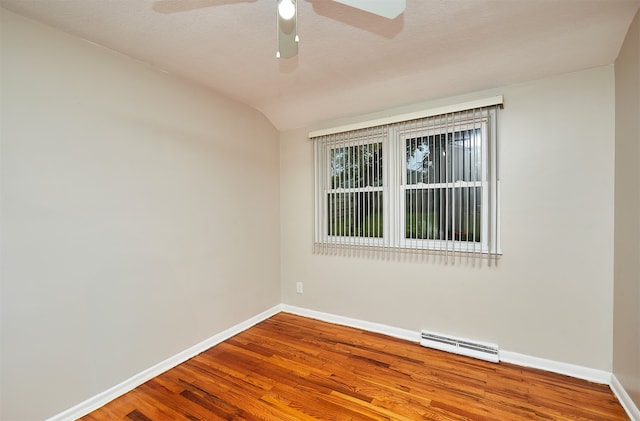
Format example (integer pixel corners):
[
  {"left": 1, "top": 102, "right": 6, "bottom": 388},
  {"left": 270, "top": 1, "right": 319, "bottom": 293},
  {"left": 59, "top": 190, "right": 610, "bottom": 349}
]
[
  {"left": 152, "top": 0, "right": 405, "bottom": 58},
  {"left": 276, "top": 0, "right": 405, "bottom": 58}
]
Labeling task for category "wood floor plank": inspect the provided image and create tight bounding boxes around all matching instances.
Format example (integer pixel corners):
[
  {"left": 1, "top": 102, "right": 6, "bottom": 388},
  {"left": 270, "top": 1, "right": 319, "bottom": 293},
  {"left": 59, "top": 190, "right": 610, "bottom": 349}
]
[{"left": 81, "top": 313, "right": 629, "bottom": 420}]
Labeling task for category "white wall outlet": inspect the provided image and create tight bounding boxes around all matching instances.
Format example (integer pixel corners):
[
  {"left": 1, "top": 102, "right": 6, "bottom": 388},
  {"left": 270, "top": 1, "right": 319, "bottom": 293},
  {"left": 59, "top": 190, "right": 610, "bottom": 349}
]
[{"left": 296, "top": 282, "right": 304, "bottom": 294}]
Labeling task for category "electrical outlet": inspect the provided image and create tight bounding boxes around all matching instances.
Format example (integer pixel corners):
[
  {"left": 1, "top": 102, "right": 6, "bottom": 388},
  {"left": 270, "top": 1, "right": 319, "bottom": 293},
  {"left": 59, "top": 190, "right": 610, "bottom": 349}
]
[{"left": 296, "top": 282, "right": 304, "bottom": 294}]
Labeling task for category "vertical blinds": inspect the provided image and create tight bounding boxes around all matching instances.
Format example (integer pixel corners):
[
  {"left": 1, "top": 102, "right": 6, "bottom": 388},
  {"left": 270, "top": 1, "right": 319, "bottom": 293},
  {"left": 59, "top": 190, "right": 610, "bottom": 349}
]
[{"left": 312, "top": 102, "right": 501, "bottom": 262}]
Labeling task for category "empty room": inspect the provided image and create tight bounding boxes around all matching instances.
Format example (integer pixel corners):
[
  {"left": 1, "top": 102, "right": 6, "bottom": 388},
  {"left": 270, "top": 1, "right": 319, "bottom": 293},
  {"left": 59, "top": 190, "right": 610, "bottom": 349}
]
[{"left": 1, "top": 0, "right": 639, "bottom": 420}]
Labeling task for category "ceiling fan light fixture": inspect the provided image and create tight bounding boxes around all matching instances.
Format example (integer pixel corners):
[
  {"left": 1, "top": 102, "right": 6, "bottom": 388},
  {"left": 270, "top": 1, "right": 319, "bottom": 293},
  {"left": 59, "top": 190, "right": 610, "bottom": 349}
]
[{"left": 277, "top": 0, "right": 296, "bottom": 20}]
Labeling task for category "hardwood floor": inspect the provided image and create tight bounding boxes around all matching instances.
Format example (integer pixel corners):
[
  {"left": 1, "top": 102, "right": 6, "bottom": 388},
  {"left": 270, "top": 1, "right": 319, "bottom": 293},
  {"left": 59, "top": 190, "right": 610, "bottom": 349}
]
[{"left": 81, "top": 313, "right": 628, "bottom": 420}]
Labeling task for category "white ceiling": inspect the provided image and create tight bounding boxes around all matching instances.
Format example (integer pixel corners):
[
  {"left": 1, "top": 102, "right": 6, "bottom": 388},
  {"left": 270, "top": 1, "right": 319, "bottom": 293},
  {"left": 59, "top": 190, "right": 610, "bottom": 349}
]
[{"left": 1, "top": 0, "right": 639, "bottom": 131}]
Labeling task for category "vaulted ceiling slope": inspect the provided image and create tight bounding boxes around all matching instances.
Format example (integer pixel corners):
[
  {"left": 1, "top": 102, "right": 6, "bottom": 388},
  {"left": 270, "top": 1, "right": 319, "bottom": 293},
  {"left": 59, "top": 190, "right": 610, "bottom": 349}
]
[{"left": 1, "top": 0, "right": 639, "bottom": 131}]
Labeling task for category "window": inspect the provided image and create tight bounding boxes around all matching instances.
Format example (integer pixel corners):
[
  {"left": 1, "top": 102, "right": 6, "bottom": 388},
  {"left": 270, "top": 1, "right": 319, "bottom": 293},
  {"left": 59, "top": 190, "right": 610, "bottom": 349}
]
[
  {"left": 401, "top": 125, "right": 487, "bottom": 252},
  {"left": 328, "top": 141, "right": 383, "bottom": 240},
  {"left": 312, "top": 98, "right": 501, "bottom": 259}
]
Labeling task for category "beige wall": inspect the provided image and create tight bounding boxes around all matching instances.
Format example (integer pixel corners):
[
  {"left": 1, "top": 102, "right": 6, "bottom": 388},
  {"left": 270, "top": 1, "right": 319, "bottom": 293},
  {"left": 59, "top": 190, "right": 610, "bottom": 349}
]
[
  {"left": 614, "top": 8, "right": 640, "bottom": 409},
  {"left": 281, "top": 66, "right": 616, "bottom": 372},
  {"left": 0, "top": 9, "right": 280, "bottom": 421}
]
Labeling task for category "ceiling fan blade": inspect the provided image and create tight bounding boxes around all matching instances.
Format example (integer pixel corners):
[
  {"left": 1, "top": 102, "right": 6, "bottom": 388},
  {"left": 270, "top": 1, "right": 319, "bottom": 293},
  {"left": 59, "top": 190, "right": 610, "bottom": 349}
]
[{"left": 332, "top": 0, "right": 405, "bottom": 19}]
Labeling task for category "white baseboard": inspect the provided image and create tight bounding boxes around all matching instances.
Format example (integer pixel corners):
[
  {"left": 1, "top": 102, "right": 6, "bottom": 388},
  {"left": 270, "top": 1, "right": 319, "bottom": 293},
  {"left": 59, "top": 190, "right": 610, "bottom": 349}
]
[
  {"left": 499, "top": 350, "right": 612, "bottom": 384},
  {"left": 46, "top": 305, "right": 282, "bottom": 421},
  {"left": 280, "top": 304, "right": 420, "bottom": 343},
  {"left": 611, "top": 374, "right": 640, "bottom": 421}
]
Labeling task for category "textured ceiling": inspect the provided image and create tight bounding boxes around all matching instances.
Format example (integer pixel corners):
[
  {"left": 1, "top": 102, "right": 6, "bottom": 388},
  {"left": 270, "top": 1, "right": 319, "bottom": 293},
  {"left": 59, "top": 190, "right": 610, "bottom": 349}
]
[{"left": 1, "top": 0, "right": 639, "bottom": 131}]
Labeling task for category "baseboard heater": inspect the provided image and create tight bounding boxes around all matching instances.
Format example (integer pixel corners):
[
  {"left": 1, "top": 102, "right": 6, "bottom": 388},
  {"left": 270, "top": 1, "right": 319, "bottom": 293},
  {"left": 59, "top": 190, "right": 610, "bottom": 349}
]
[{"left": 420, "top": 331, "right": 500, "bottom": 363}]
